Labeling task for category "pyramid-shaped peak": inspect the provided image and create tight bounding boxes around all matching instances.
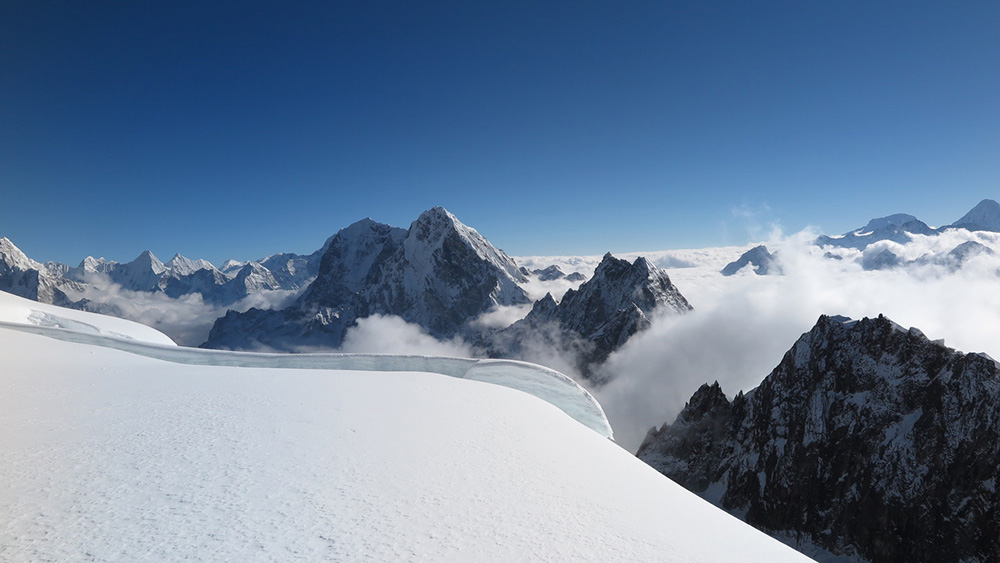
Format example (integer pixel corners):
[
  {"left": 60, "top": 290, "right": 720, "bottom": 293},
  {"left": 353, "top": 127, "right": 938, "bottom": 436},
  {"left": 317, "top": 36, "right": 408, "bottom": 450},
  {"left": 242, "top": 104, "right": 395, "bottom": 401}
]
[
  {"left": 410, "top": 207, "right": 465, "bottom": 234},
  {"left": 951, "top": 199, "right": 1000, "bottom": 231},
  {"left": 128, "top": 250, "right": 166, "bottom": 273},
  {"left": 0, "top": 237, "right": 38, "bottom": 270}
]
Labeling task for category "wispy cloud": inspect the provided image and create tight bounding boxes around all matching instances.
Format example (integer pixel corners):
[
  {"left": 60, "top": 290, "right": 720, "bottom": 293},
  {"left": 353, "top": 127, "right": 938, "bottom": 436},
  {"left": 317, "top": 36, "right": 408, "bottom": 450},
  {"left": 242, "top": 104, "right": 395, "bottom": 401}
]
[{"left": 70, "top": 273, "right": 304, "bottom": 346}]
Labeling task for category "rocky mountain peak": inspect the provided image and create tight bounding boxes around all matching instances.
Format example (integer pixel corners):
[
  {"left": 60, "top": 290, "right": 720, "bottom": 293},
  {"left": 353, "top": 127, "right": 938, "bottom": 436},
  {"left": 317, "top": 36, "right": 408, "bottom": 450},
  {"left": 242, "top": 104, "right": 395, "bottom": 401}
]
[
  {"left": 404, "top": 207, "right": 526, "bottom": 285},
  {"left": 493, "top": 253, "right": 692, "bottom": 380},
  {"left": 721, "top": 245, "right": 777, "bottom": 276},
  {"left": 678, "top": 381, "right": 731, "bottom": 423},
  {"left": 638, "top": 313, "right": 1000, "bottom": 562}
]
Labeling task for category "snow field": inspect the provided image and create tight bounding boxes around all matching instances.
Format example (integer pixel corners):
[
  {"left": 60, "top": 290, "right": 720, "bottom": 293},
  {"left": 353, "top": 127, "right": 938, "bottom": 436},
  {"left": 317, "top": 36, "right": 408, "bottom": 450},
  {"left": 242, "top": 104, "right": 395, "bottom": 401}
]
[{"left": 0, "top": 325, "right": 811, "bottom": 562}]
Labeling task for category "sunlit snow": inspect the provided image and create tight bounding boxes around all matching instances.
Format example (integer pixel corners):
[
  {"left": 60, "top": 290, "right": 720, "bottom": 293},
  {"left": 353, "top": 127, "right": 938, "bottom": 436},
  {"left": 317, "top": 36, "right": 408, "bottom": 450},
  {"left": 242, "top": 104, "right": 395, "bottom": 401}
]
[{"left": 0, "top": 291, "right": 811, "bottom": 562}]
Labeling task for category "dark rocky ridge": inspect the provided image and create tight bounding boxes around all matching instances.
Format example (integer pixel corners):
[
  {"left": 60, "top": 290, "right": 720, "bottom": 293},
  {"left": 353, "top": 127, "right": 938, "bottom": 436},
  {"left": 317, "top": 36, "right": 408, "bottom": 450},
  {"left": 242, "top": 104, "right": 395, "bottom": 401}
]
[
  {"left": 721, "top": 245, "right": 778, "bottom": 276},
  {"left": 492, "top": 253, "right": 692, "bottom": 381},
  {"left": 638, "top": 314, "right": 1000, "bottom": 562}
]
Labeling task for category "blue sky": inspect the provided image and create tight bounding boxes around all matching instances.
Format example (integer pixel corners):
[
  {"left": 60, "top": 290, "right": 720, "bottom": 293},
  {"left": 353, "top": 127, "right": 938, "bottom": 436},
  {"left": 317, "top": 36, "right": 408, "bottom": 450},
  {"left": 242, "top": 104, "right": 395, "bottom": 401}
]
[{"left": 2, "top": 1, "right": 998, "bottom": 266}]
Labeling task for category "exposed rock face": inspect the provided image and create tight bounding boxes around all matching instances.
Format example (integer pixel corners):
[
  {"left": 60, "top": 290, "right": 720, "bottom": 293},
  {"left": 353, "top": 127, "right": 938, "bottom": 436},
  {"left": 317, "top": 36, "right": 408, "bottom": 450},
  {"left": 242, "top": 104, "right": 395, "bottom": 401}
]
[
  {"left": 721, "top": 245, "right": 778, "bottom": 276},
  {"left": 638, "top": 314, "right": 1000, "bottom": 563},
  {"left": 493, "top": 253, "right": 692, "bottom": 380},
  {"left": 203, "top": 207, "right": 531, "bottom": 350}
]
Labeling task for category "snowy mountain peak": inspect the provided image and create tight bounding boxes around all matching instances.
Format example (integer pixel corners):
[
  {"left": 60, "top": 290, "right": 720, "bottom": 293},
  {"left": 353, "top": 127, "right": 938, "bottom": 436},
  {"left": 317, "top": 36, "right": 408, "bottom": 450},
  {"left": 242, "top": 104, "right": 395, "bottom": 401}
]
[
  {"left": 949, "top": 198, "right": 1000, "bottom": 231},
  {"left": 78, "top": 256, "right": 112, "bottom": 272},
  {"left": 405, "top": 207, "right": 527, "bottom": 284},
  {"left": 860, "top": 213, "right": 919, "bottom": 232},
  {"left": 0, "top": 237, "right": 41, "bottom": 271},
  {"left": 584, "top": 253, "right": 693, "bottom": 317},
  {"left": 129, "top": 250, "right": 166, "bottom": 274},
  {"left": 816, "top": 212, "right": 934, "bottom": 250},
  {"left": 167, "top": 254, "right": 217, "bottom": 276},
  {"left": 495, "top": 253, "right": 692, "bottom": 379}
]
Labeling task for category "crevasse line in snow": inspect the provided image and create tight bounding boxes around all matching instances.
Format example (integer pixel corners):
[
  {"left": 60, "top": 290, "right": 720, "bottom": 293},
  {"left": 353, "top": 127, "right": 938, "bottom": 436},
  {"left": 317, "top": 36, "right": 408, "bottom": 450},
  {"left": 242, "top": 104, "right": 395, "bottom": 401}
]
[{"left": 0, "top": 318, "right": 614, "bottom": 439}]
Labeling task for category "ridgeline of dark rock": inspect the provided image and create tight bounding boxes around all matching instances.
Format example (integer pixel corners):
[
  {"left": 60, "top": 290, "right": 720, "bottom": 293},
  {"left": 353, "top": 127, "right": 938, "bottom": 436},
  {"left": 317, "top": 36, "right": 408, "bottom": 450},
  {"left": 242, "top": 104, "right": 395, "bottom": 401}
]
[
  {"left": 491, "top": 253, "right": 692, "bottom": 381},
  {"left": 638, "top": 314, "right": 1000, "bottom": 562}
]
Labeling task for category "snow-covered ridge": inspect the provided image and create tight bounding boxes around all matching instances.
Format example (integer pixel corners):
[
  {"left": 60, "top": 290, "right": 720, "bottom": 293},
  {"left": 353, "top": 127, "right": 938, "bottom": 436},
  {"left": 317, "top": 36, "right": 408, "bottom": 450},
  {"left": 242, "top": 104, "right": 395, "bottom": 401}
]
[{"left": 0, "top": 291, "right": 612, "bottom": 439}]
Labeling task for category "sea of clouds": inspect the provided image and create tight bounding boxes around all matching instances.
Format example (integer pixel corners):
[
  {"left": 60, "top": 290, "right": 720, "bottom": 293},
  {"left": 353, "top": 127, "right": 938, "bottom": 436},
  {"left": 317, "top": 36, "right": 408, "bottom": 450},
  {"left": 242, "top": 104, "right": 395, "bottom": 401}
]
[{"left": 64, "top": 226, "right": 1000, "bottom": 453}]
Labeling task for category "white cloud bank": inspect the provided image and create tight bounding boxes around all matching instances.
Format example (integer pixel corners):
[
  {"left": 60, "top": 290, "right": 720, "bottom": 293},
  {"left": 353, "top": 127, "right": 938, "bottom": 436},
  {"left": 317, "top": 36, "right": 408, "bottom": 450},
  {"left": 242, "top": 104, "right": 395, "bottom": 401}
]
[
  {"left": 340, "top": 314, "right": 477, "bottom": 357},
  {"left": 596, "top": 228, "right": 1000, "bottom": 452},
  {"left": 70, "top": 274, "right": 304, "bottom": 346}
]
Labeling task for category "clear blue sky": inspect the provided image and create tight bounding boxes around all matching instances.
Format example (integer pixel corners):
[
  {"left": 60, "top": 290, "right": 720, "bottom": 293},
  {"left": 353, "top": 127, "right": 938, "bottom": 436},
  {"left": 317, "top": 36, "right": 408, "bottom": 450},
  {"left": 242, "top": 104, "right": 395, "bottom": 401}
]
[{"left": 2, "top": 1, "right": 998, "bottom": 266}]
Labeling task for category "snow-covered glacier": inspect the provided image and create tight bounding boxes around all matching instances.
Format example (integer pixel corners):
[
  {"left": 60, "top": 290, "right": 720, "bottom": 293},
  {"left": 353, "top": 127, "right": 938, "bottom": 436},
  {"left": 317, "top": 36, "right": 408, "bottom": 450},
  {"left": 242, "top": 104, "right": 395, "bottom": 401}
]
[
  {"left": 0, "top": 290, "right": 611, "bottom": 439},
  {"left": 0, "top": 290, "right": 812, "bottom": 562}
]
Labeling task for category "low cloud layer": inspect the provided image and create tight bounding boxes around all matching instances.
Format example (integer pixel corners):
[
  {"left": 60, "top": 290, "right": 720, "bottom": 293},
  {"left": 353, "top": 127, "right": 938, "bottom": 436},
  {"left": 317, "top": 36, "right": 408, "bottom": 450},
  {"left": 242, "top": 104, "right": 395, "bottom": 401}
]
[
  {"left": 71, "top": 274, "right": 304, "bottom": 346},
  {"left": 596, "top": 228, "right": 1000, "bottom": 452},
  {"left": 64, "top": 228, "right": 1000, "bottom": 454},
  {"left": 340, "top": 314, "right": 477, "bottom": 357}
]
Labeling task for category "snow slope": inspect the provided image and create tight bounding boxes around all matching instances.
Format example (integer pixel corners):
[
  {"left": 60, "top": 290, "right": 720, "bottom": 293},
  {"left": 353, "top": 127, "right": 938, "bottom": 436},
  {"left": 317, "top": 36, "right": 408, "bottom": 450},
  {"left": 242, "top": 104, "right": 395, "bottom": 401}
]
[
  {"left": 0, "top": 294, "right": 811, "bottom": 562},
  {"left": 0, "top": 290, "right": 175, "bottom": 345}
]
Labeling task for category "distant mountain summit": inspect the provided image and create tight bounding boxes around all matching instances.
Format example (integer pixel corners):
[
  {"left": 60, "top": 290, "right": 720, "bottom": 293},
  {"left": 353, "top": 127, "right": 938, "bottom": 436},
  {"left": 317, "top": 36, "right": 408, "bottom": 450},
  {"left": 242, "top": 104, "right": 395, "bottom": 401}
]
[
  {"left": 814, "top": 199, "right": 1000, "bottom": 255},
  {"left": 204, "top": 207, "right": 532, "bottom": 350},
  {"left": 491, "top": 253, "right": 692, "bottom": 380},
  {"left": 638, "top": 314, "right": 1000, "bottom": 562},
  {"left": 721, "top": 245, "right": 778, "bottom": 276},
  {"left": 815, "top": 213, "right": 934, "bottom": 250},
  {"left": 64, "top": 247, "right": 315, "bottom": 305},
  {"left": 944, "top": 198, "right": 1000, "bottom": 232}
]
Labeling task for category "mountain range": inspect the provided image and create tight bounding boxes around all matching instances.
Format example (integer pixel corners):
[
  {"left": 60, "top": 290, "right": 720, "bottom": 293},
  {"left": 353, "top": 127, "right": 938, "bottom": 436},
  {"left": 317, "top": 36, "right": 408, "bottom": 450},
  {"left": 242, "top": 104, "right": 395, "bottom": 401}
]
[
  {"left": 203, "top": 208, "right": 692, "bottom": 382},
  {"left": 718, "top": 199, "right": 1000, "bottom": 276},
  {"left": 0, "top": 207, "right": 692, "bottom": 380},
  {"left": 816, "top": 199, "right": 1000, "bottom": 250}
]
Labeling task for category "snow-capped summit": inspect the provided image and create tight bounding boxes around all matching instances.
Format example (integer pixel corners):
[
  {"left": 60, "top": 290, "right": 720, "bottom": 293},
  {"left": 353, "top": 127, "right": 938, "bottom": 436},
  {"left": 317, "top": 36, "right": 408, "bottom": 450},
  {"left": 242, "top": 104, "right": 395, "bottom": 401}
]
[
  {"left": 204, "top": 207, "right": 532, "bottom": 350},
  {"left": 815, "top": 213, "right": 934, "bottom": 250},
  {"left": 166, "top": 253, "right": 216, "bottom": 277},
  {"left": 0, "top": 236, "right": 42, "bottom": 272},
  {"left": 301, "top": 218, "right": 408, "bottom": 307},
  {"left": 860, "top": 212, "right": 921, "bottom": 232},
  {"left": 366, "top": 207, "right": 530, "bottom": 333},
  {"left": 946, "top": 198, "right": 1000, "bottom": 232},
  {"left": 111, "top": 250, "right": 167, "bottom": 292},
  {"left": 638, "top": 314, "right": 1000, "bottom": 562},
  {"left": 404, "top": 206, "right": 528, "bottom": 287}
]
